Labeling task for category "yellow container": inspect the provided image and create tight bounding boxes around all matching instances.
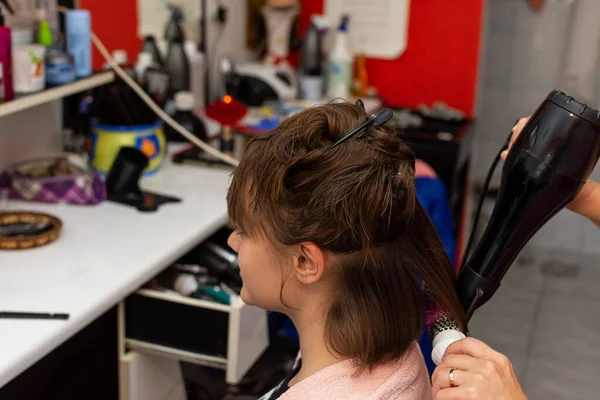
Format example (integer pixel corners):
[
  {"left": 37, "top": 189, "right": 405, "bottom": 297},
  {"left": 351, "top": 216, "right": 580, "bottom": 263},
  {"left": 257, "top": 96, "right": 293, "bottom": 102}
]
[{"left": 90, "top": 122, "right": 167, "bottom": 177}]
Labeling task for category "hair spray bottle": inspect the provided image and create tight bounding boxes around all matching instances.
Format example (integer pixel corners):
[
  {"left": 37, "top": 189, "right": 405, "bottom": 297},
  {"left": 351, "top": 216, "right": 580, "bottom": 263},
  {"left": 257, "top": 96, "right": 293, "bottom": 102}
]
[
  {"left": 66, "top": 9, "right": 92, "bottom": 78},
  {"left": 0, "top": 0, "right": 14, "bottom": 103}
]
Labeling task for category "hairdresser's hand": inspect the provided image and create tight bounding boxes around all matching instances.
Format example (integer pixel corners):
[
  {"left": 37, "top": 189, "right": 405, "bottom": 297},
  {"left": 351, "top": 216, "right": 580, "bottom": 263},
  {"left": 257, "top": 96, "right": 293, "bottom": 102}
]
[
  {"left": 432, "top": 338, "right": 527, "bottom": 400},
  {"left": 501, "top": 116, "right": 599, "bottom": 220},
  {"left": 499, "top": 117, "right": 529, "bottom": 161}
]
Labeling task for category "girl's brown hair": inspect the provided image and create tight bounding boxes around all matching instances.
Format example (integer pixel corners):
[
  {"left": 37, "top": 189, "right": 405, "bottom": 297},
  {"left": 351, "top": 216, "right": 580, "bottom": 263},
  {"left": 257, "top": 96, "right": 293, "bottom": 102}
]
[{"left": 228, "top": 101, "right": 467, "bottom": 371}]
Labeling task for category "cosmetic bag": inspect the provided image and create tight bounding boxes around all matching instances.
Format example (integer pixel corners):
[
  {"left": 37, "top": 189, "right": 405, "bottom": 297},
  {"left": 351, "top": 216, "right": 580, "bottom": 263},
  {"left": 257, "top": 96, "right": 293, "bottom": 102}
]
[{"left": 0, "top": 155, "right": 106, "bottom": 205}]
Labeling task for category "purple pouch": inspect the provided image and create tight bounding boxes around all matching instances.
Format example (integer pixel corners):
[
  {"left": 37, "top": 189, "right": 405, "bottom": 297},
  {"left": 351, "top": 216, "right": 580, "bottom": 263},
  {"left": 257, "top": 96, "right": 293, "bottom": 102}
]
[{"left": 0, "top": 156, "right": 107, "bottom": 205}]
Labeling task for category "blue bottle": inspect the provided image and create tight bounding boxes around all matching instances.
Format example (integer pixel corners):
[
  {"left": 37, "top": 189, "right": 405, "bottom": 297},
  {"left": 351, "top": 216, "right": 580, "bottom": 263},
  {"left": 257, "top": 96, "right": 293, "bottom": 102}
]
[{"left": 66, "top": 10, "right": 91, "bottom": 78}]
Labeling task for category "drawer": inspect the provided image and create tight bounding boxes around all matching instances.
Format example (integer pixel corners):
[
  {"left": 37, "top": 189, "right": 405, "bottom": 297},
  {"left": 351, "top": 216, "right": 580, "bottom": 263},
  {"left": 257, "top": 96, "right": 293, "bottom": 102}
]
[{"left": 124, "top": 288, "right": 269, "bottom": 384}]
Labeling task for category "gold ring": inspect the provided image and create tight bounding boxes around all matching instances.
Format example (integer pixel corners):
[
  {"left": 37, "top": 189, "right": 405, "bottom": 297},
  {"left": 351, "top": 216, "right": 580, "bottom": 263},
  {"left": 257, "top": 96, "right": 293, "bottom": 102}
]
[{"left": 448, "top": 368, "right": 456, "bottom": 386}]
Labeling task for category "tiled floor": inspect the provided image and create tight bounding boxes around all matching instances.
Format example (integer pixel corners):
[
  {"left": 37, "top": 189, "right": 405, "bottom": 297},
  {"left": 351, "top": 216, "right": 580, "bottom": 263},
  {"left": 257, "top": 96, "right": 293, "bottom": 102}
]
[{"left": 469, "top": 246, "right": 600, "bottom": 400}]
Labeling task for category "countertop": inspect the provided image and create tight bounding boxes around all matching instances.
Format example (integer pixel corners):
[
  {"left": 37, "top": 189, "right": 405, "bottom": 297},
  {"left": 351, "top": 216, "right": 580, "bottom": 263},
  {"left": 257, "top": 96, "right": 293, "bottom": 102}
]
[{"left": 0, "top": 156, "right": 233, "bottom": 388}]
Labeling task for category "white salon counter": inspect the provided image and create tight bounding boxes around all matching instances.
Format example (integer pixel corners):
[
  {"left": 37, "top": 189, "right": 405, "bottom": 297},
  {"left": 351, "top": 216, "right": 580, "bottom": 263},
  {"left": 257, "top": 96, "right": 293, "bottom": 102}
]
[{"left": 0, "top": 158, "right": 233, "bottom": 389}]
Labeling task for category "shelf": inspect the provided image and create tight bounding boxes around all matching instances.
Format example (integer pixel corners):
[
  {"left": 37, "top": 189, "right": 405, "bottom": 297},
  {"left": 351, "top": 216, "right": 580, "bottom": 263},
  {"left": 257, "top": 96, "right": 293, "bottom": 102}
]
[
  {"left": 0, "top": 71, "right": 115, "bottom": 119},
  {"left": 125, "top": 339, "right": 228, "bottom": 370}
]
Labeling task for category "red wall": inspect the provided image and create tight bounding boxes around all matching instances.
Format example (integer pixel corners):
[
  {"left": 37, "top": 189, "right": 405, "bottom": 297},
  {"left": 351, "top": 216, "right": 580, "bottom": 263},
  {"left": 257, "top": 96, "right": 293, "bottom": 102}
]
[
  {"left": 80, "top": 0, "right": 141, "bottom": 71},
  {"left": 302, "top": 0, "right": 484, "bottom": 117},
  {"left": 80, "top": 0, "right": 483, "bottom": 117}
]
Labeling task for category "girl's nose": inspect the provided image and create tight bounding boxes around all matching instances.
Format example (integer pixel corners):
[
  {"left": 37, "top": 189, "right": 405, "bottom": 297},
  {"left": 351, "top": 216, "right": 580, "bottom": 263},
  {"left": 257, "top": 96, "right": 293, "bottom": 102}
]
[{"left": 227, "top": 231, "right": 240, "bottom": 253}]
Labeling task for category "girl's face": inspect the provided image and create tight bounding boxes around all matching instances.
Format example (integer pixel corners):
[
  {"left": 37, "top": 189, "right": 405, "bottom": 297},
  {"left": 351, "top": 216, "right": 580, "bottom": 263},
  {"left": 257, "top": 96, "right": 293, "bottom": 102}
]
[{"left": 227, "top": 229, "right": 287, "bottom": 312}]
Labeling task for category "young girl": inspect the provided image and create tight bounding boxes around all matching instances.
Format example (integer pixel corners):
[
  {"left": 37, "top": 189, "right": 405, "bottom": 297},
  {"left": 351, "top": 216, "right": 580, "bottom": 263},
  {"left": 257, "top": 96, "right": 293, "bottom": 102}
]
[{"left": 227, "top": 102, "right": 467, "bottom": 399}]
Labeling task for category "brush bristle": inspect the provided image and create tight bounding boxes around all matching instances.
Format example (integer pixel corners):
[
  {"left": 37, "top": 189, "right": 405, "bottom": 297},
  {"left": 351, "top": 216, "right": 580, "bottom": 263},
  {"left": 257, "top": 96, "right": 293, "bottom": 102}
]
[{"left": 427, "top": 301, "right": 462, "bottom": 340}]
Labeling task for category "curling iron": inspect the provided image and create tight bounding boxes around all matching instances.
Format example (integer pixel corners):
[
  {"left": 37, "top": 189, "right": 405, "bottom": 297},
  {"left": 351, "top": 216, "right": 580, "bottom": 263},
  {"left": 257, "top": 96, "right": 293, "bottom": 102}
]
[{"left": 430, "top": 90, "right": 600, "bottom": 364}]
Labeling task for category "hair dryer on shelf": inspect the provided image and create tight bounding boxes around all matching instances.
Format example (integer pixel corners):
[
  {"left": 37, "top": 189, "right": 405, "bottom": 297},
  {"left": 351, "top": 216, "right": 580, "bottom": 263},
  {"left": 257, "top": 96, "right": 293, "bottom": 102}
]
[{"left": 430, "top": 90, "right": 600, "bottom": 364}]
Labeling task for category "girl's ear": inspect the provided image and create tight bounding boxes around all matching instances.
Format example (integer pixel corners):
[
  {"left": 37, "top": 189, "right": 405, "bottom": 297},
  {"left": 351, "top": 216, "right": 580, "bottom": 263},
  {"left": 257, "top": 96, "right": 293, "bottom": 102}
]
[{"left": 293, "top": 242, "right": 326, "bottom": 284}]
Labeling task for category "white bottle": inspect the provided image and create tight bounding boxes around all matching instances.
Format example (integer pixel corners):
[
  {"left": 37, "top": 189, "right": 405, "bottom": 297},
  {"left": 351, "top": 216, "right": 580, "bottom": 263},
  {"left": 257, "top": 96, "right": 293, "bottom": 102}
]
[
  {"left": 184, "top": 41, "right": 206, "bottom": 111},
  {"left": 135, "top": 52, "right": 153, "bottom": 82},
  {"left": 327, "top": 15, "right": 352, "bottom": 99},
  {"left": 174, "top": 90, "right": 195, "bottom": 112}
]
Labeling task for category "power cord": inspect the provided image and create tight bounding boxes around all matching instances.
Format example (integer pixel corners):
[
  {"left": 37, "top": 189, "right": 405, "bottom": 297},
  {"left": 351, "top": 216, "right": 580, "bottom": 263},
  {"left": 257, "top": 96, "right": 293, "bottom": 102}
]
[
  {"left": 461, "top": 129, "right": 514, "bottom": 267},
  {"left": 57, "top": 6, "right": 239, "bottom": 168},
  {"left": 210, "top": 4, "right": 228, "bottom": 98}
]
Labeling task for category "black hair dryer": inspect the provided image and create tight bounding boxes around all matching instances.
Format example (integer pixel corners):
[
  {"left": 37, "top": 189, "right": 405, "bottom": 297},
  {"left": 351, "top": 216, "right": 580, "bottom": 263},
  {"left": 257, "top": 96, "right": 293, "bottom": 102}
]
[{"left": 459, "top": 90, "right": 600, "bottom": 319}]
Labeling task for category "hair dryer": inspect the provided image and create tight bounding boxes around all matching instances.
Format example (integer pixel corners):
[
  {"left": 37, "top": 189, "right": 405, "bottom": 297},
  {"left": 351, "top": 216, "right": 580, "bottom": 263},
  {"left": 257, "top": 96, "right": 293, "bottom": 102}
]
[{"left": 430, "top": 90, "right": 600, "bottom": 364}]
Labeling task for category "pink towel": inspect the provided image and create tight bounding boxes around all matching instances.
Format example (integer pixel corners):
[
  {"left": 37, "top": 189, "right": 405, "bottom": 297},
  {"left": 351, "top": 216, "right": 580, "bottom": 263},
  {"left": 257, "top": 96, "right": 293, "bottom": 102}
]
[{"left": 275, "top": 343, "right": 432, "bottom": 400}]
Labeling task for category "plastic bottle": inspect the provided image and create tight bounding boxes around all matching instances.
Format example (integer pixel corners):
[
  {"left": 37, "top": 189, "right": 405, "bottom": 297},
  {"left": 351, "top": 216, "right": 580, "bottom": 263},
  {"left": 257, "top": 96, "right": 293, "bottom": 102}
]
[
  {"left": 12, "top": 30, "right": 46, "bottom": 94},
  {"left": 34, "top": 0, "right": 52, "bottom": 46},
  {"left": 184, "top": 41, "right": 205, "bottom": 110},
  {"left": 135, "top": 52, "right": 154, "bottom": 84},
  {"left": 38, "top": 20, "right": 52, "bottom": 46},
  {"left": 327, "top": 15, "right": 352, "bottom": 99},
  {"left": 140, "top": 35, "right": 163, "bottom": 66},
  {"left": 301, "top": 16, "right": 324, "bottom": 76},
  {"left": 164, "top": 91, "right": 207, "bottom": 143},
  {"left": 45, "top": 48, "right": 76, "bottom": 86},
  {"left": 299, "top": 15, "right": 327, "bottom": 101},
  {"left": 11, "top": 29, "right": 33, "bottom": 46},
  {"left": 164, "top": 38, "right": 190, "bottom": 95},
  {"left": 0, "top": 0, "right": 14, "bottom": 102},
  {"left": 353, "top": 53, "right": 369, "bottom": 97},
  {"left": 164, "top": 6, "right": 185, "bottom": 42},
  {"left": 66, "top": 9, "right": 92, "bottom": 78}
]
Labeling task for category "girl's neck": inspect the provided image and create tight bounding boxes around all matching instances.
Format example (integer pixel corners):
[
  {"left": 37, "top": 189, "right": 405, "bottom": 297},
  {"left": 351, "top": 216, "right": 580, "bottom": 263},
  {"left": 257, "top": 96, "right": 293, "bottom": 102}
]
[{"left": 288, "top": 310, "right": 347, "bottom": 386}]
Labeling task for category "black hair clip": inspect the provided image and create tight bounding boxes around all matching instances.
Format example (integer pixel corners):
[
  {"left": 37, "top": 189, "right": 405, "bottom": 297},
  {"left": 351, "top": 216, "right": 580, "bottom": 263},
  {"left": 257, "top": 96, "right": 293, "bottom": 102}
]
[
  {"left": 330, "top": 103, "right": 394, "bottom": 149},
  {"left": 355, "top": 99, "right": 367, "bottom": 114}
]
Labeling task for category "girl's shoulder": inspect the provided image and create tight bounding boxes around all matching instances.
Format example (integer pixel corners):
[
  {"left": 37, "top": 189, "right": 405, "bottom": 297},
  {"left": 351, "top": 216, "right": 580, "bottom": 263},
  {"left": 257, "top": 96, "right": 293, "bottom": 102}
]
[
  {"left": 370, "top": 343, "right": 432, "bottom": 399},
  {"left": 277, "top": 342, "right": 431, "bottom": 400}
]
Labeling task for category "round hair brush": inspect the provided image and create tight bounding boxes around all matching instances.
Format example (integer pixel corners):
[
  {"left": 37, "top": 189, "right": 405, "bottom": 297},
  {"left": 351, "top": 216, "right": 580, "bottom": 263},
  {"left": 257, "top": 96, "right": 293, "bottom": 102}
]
[{"left": 427, "top": 301, "right": 466, "bottom": 364}]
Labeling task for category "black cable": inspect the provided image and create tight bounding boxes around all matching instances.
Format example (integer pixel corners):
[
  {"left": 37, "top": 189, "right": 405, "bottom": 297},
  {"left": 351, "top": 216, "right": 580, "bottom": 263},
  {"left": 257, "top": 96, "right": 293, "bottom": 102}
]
[
  {"left": 462, "top": 150, "right": 502, "bottom": 265},
  {"left": 210, "top": 17, "right": 228, "bottom": 99},
  {"left": 202, "top": 2, "right": 227, "bottom": 102},
  {"left": 211, "top": 5, "right": 227, "bottom": 62},
  {"left": 462, "top": 129, "right": 515, "bottom": 268}
]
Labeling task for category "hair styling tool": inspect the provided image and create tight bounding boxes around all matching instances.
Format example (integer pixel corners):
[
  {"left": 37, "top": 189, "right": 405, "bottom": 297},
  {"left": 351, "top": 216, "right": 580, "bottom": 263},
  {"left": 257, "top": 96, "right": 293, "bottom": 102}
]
[
  {"left": 0, "top": 311, "right": 69, "bottom": 320},
  {"left": 429, "top": 90, "right": 600, "bottom": 364},
  {"left": 330, "top": 102, "right": 393, "bottom": 149}
]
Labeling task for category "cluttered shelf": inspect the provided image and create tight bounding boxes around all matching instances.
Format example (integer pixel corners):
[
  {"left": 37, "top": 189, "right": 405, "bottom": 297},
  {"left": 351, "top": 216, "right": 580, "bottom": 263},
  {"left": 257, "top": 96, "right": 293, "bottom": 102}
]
[
  {"left": 0, "top": 71, "right": 115, "bottom": 119},
  {"left": 0, "top": 152, "right": 232, "bottom": 388}
]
